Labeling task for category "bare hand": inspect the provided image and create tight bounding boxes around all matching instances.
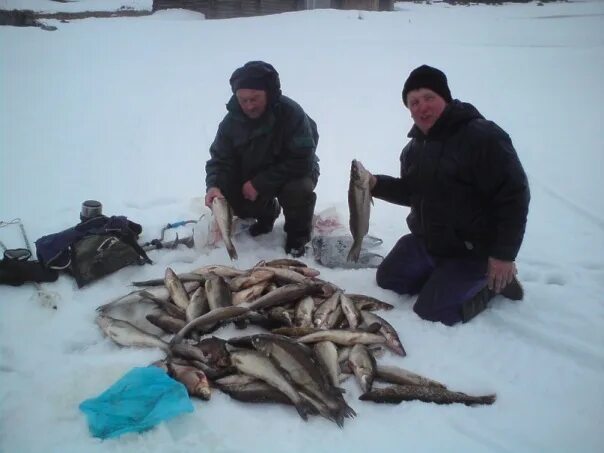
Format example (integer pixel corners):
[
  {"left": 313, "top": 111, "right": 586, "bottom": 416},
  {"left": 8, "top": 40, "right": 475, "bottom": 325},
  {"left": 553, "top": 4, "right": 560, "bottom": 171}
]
[
  {"left": 205, "top": 187, "right": 223, "bottom": 208},
  {"left": 242, "top": 180, "right": 258, "bottom": 201},
  {"left": 487, "top": 257, "right": 517, "bottom": 294}
]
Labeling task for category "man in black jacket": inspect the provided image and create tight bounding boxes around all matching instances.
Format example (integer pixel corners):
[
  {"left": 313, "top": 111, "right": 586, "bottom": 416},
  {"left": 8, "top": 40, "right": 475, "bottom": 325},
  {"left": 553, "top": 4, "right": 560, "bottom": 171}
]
[
  {"left": 368, "top": 65, "right": 530, "bottom": 325},
  {"left": 205, "top": 61, "right": 320, "bottom": 257}
]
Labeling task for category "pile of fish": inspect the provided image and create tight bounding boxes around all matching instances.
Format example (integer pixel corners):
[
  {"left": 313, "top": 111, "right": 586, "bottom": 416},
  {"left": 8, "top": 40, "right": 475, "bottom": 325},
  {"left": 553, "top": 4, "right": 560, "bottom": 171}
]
[{"left": 95, "top": 260, "right": 496, "bottom": 427}]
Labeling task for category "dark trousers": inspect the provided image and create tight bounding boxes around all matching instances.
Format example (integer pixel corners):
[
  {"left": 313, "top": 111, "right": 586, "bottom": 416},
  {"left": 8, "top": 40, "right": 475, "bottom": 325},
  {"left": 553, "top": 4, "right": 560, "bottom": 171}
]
[
  {"left": 376, "top": 234, "right": 488, "bottom": 326},
  {"left": 222, "top": 176, "right": 317, "bottom": 243}
]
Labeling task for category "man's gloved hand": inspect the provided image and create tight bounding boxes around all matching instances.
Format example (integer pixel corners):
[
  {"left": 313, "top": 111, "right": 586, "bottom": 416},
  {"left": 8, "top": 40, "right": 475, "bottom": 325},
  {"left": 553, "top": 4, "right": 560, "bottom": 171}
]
[
  {"left": 487, "top": 257, "right": 517, "bottom": 294},
  {"left": 242, "top": 180, "right": 258, "bottom": 201},
  {"left": 205, "top": 187, "right": 224, "bottom": 208}
]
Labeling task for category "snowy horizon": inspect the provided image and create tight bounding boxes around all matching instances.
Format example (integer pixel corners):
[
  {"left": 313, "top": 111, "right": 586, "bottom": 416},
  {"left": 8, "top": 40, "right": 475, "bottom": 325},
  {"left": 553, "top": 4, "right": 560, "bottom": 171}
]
[{"left": 1, "top": 1, "right": 603, "bottom": 452}]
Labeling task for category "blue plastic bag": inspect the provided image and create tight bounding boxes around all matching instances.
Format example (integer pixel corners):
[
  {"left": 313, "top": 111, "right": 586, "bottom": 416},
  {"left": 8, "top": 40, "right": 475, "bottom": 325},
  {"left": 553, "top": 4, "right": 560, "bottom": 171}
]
[{"left": 79, "top": 367, "right": 194, "bottom": 439}]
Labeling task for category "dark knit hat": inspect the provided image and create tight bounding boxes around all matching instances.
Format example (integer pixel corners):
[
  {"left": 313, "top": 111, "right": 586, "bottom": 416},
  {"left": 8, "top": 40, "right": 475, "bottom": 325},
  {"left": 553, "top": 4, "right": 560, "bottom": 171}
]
[
  {"left": 229, "top": 61, "right": 281, "bottom": 100},
  {"left": 402, "top": 65, "right": 452, "bottom": 106}
]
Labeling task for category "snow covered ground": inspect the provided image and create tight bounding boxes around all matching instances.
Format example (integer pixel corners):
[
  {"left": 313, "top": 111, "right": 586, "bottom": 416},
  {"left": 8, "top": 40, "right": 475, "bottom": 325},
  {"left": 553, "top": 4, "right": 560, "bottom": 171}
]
[{"left": 1, "top": 1, "right": 603, "bottom": 452}]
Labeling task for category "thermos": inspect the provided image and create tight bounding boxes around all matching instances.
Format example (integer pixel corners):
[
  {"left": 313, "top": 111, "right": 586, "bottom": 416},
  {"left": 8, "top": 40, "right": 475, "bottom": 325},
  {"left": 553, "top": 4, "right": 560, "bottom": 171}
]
[{"left": 80, "top": 200, "right": 103, "bottom": 222}]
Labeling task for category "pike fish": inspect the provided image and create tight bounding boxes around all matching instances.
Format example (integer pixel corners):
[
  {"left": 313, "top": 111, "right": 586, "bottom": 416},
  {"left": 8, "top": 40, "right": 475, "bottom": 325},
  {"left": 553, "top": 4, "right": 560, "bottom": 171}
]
[
  {"left": 294, "top": 296, "right": 315, "bottom": 328},
  {"left": 146, "top": 313, "right": 186, "bottom": 334},
  {"left": 186, "top": 286, "right": 209, "bottom": 322},
  {"left": 346, "top": 293, "right": 394, "bottom": 311},
  {"left": 205, "top": 274, "right": 233, "bottom": 310},
  {"left": 251, "top": 334, "right": 355, "bottom": 427},
  {"left": 313, "top": 291, "right": 341, "bottom": 329},
  {"left": 232, "top": 281, "right": 269, "bottom": 305},
  {"left": 376, "top": 365, "right": 447, "bottom": 389},
  {"left": 214, "top": 374, "right": 294, "bottom": 406},
  {"left": 339, "top": 293, "right": 360, "bottom": 329},
  {"left": 96, "top": 314, "right": 169, "bottom": 352},
  {"left": 165, "top": 267, "right": 191, "bottom": 310},
  {"left": 170, "top": 305, "right": 250, "bottom": 344},
  {"left": 297, "top": 329, "right": 387, "bottom": 347},
  {"left": 359, "top": 385, "right": 496, "bottom": 406},
  {"left": 348, "top": 344, "right": 376, "bottom": 393},
  {"left": 132, "top": 272, "right": 206, "bottom": 287},
  {"left": 168, "top": 362, "right": 211, "bottom": 400},
  {"left": 243, "top": 282, "right": 322, "bottom": 311},
  {"left": 313, "top": 341, "right": 341, "bottom": 389},
  {"left": 212, "top": 197, "right": 238, "bottom": 260},
  {"left": 192, "top": 265, "right": 246, "bottom": 278},
  {"left": 347, "top": 159, "right": 373, "bottom": 262},
  {"left": 229, "top": 269, "right": 274, "bottom": 292},
  {"left": 229, "top": 349, "right": 313, "bottom": 421},
  {"left": 360, "top": 310, "right": 406, "bottom": 356}
]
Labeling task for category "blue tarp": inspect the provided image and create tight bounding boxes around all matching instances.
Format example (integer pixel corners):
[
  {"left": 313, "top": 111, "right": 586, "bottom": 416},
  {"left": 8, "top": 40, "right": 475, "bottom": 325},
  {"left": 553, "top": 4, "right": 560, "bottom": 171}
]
[{"left": 79, "top": 367, "right": 194, "bottom": 439}]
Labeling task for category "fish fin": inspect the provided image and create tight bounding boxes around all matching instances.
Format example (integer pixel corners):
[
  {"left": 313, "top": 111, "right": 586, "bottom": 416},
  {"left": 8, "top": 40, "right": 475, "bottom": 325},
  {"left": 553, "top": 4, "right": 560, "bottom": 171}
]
[
  {"left": 293, "top": 400, "right": 314, "bottom": 422},
  {"left": 474, "top": 394, "right": 497, "bottom": 406},
  {"left": 346, "top": 241, "right": 362, "bottom": 262},
  {"left": 338, "top": 401, "right": 357, "bottom": 420},
  {"left": 364, "top": 322, "right": 382, "bottom": 334},
  {"left": 227, "top": 244, "right": 238, "bottom": 260}
]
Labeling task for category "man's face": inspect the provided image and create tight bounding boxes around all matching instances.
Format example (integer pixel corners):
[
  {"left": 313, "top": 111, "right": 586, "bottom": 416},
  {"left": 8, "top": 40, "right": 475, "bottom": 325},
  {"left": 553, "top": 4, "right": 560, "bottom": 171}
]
[
  {"left": 406, "top": 88, "right": 447, "bottom": 135},
  {"left": 236, "top": 88, "right": 268, "bottom": 119}
]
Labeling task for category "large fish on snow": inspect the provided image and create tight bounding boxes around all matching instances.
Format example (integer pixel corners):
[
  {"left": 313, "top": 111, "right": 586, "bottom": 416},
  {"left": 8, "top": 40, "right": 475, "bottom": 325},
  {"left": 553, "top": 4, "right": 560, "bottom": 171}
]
[
  {"left": 359, "top": 384, "right": 496, "bottom": 406},
  {"left": 347, "top": 159, "right": 372, "bottom": 262}
]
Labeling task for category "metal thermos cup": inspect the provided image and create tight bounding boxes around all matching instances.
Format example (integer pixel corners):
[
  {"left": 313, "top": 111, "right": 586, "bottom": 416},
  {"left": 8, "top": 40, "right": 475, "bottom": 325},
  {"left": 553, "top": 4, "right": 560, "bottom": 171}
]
[{"left": 80, "top": 200, "right": 103, "bottom": 222}]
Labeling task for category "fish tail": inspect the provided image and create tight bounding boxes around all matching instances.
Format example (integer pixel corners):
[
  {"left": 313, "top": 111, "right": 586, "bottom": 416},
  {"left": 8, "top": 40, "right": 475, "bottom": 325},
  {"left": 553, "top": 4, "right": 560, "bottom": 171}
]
[
  {"left": 226, "top": 242, "right": 238, "bottom": 260},
  {"left": 337, "top": 400, "right": 357, "bottom": 420},
  {"left": 387, "top": 342, "right": 407, "bottom": 357},
  {"left": 472, "top": 394, "right": 497, "bottom": 406},
  {"left": 346, "top": 240, "right": 362, "bottom": 262},
  {"left": 293, "top": 400, "right": 314, "bottom": 421}
]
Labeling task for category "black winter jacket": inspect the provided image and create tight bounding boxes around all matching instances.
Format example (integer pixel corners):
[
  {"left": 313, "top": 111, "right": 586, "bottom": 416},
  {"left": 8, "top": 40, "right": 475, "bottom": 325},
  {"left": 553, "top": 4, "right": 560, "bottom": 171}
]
[
  {"left": 205, "top": 95, "right": 319, "bottom": 197},
  {"left": 372, "top": 100, "right": 530, "bottom": 261}
]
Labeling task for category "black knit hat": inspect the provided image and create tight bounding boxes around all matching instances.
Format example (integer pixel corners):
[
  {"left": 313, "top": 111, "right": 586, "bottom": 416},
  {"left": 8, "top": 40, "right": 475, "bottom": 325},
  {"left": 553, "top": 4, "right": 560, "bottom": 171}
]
[
  {"left": 402, "top": 65, "right": 452, "bottom": 107},
  {"left": 229, "top": 61, "right": 282, "bottom": 100}
]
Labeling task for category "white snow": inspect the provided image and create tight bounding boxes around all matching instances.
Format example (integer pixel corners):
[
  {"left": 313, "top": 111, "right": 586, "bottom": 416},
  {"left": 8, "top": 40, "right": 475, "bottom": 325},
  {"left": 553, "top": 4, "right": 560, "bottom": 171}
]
[{"left": 1, "top": 1, "right": 603, "bottom": 452}]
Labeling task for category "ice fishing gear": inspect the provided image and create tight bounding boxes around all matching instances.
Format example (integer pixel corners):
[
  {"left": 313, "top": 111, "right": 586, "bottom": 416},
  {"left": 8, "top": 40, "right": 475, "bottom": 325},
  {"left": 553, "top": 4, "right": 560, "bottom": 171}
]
[
  {"left": 141, "top": 220, "right": 197, "bottom": 252},
  {"left": 36, "top": 215, "right": 151, "bottom": 288},
  {"left": 0, "top": 218, "right": 60, "bottom": 309},
  {"left": 311, "top": 235, "right": 384, "bottom": 269}
]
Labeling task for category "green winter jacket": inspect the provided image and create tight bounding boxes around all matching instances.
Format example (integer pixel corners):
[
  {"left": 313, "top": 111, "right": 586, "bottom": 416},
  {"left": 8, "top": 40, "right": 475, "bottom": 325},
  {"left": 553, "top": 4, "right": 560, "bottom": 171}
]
[{"left": 205, "top": 95, "right": 319, "bottom": 197}]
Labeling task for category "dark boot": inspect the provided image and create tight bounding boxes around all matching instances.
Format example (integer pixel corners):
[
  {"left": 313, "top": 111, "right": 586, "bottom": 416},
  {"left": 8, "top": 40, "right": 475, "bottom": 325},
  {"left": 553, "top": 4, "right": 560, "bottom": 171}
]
[
  {"left": 501, "top": 276, "right": 524, "bottom": 301},
  {"left": 249, "top": 199, "right": 280, "bottom": 237},
  {"left": 461, "top": 285, "right": 494, "bottom": 323},
  {"left": 279, "top": 177, "right": 316, "bottom": 256},
  {"left": 285, "top": 236, "right": 310, "bottom": 258},
  {"left": 461, "top": 276, "right": 523, "bottom": 323}
]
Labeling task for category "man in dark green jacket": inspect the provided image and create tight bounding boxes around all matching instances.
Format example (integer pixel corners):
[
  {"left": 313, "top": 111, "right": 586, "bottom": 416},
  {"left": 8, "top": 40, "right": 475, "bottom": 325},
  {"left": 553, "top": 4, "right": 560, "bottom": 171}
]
[{"left": 205, "top": 61, "right": 320, "bottom": 257}]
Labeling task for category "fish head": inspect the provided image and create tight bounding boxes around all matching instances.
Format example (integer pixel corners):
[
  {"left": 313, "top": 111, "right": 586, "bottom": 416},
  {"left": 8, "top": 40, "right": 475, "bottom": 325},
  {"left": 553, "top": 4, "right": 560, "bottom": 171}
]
[
  {"left": 250, "top": 335, "right": 272, "bottom": 355},
  {"left": 95, "top": 314, "right": 111, "bottom": 331}
]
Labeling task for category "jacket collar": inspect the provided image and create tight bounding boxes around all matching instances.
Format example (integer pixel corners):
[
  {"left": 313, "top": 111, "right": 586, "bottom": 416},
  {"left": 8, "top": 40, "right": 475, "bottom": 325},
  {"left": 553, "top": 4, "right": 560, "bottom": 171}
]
[{"left": 407, "top": 100, "right": 484, "bottom": 140}]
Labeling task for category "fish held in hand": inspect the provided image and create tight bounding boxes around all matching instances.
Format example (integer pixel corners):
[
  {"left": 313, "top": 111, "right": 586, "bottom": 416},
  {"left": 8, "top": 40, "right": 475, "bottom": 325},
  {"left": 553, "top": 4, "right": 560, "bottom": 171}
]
[
  {"left": 212, "top": 197, "right": 238, "bottom": 260},
  {"left": 347, "top": 159, "right": 373, "bottom": 262}
]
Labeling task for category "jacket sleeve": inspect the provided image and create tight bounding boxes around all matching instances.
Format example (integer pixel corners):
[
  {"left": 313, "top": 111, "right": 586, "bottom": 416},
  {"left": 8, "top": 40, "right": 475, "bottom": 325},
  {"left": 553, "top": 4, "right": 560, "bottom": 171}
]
[
  {"left": 251, "top": 111, "right": 318, "bottom": 196},
  {"left": 371, "top": 143, "right": 413, "bottom": 206},
  {"left": 371, "top": 175, "right": 412, "bottom": 206},
  {"left": 205, "top": 119, "right": 236, "bottom": 192},
  {"left": 472, "top": 124, "right": 530, "bottom": 261}
]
